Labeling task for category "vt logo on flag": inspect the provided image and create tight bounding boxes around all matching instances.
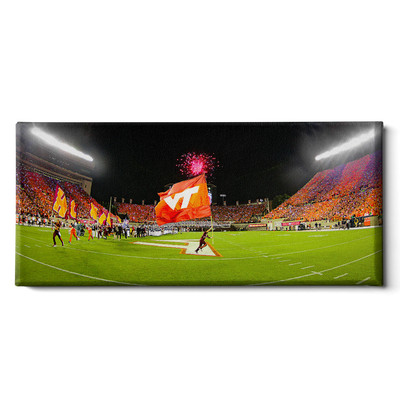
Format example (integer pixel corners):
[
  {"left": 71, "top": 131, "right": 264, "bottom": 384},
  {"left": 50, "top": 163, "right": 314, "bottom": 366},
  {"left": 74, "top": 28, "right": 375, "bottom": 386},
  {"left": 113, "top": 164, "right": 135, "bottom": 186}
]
[
  {"left": 155, "top": 174, "right": 211, "bottom": 226},
  {"left": 53, "top": 184, "right": 68, "bottom": 218}
]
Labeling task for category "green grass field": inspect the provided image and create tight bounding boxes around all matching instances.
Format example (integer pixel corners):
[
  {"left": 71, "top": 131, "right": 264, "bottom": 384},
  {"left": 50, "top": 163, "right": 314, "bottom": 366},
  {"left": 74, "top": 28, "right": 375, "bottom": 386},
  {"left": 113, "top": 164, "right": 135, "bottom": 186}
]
[{"left": 15, "top": 225, "right": 383, "bottom": 286}]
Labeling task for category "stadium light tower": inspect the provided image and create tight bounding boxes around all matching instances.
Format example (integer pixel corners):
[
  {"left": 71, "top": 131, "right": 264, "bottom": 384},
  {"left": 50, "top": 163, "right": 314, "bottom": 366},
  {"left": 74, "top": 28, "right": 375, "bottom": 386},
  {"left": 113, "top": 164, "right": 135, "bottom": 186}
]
[
  {"left": 315, "top": 129, "right": 375, "bottom": 161},
  {"left": 30, "top": 126, "right": 94, "bottom": 162}
]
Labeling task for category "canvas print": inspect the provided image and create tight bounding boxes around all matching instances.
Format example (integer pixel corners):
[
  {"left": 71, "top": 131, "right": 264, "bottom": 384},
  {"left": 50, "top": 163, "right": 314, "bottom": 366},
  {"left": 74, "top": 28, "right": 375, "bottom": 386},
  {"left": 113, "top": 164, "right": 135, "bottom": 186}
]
[{"left": 15, "top": 122, "right": 383, "bottom": 286}]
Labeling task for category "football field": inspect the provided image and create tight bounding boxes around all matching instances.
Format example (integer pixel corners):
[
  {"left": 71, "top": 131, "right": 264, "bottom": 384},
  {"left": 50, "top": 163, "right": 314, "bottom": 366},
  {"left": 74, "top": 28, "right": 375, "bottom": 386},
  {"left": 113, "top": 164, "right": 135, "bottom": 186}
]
[{"left": 15, "top": 225, "right": 383, "bottom": 286}]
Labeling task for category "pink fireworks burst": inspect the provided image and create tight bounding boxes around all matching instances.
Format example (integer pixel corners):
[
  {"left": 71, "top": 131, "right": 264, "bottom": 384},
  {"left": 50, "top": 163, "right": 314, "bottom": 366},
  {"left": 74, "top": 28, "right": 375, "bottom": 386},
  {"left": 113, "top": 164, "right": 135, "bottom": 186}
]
[{"left": 177, "top": 152, "right": 219, "bottom": 179}]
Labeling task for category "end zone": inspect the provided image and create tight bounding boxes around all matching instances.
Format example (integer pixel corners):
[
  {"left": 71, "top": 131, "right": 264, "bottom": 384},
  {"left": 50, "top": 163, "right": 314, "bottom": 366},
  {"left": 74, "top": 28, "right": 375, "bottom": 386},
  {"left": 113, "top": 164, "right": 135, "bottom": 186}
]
[{"left": 133, "top": 239, "right": 222, "bottom": 257}]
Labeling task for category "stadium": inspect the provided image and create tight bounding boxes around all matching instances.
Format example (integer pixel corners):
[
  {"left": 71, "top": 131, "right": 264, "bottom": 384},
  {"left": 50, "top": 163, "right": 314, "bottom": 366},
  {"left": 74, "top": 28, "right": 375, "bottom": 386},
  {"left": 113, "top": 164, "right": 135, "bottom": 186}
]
[{"left": 15, "top": 122, "right": 383, "bottom": 286}]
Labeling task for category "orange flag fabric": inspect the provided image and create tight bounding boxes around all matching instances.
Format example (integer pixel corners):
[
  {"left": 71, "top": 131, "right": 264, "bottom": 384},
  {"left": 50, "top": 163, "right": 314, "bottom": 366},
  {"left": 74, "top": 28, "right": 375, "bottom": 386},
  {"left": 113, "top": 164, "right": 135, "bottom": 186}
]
[
  {"left": 69, "top": 199, "right": 77, "bottom": 219},
  {"left": 155, "top": 174, "right": 211, "bottom": 226},
  {"left": 52, "top": 184, "right": 68, "bottom": 218},
  {"left": 90, "top": 203, "right": 98, "bottom": 221},
  {"left": 98, "top": 212, "right": 106, "bottom": 225},
  {"left": 106, "top": 212, "right": 112, "bottom": 226}
]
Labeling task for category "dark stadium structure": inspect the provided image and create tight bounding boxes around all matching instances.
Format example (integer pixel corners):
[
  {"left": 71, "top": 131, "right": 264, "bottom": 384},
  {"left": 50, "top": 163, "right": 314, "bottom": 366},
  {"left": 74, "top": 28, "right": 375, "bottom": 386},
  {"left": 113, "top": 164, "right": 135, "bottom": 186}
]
[
  {"left": 15, "top": 122, "right": 383, "bottom": 231},
  {"left": 16, "top": 123, "right": 94, "bottom": 196},
  {"left": 16, "top": 124, "right": 106, "bottom": 223}
]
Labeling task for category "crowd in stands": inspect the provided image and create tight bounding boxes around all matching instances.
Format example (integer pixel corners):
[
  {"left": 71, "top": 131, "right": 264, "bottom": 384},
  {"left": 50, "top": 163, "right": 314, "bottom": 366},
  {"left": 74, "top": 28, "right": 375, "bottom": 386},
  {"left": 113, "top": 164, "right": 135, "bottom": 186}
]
[
  {"left": 210, "top": 204, "right": 265, "bottom": 223},
  {"left": 115, "top": 203, "right": 156, "bottom": 222},
  {"left": 114, "top": 202, "right": 265, "bottom": 223},
  {"left": 265, "top": 151, "right": 382, "bottom": 222},
  {"left": 16, "top": 163, "right": 107, "bottom": 221},
  {"left": 17, "top": 163, "right": 264, "bottom": 225},
  {"left": 17, "top": 150, "right": 382, "bottom": 227}
]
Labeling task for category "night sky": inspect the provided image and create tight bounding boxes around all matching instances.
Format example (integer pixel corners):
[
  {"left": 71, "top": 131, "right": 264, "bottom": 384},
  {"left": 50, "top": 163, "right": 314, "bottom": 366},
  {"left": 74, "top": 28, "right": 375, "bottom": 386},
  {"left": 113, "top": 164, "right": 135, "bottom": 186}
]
[{"left": 20, "top": 122, "right": 383, "bottom": 205}]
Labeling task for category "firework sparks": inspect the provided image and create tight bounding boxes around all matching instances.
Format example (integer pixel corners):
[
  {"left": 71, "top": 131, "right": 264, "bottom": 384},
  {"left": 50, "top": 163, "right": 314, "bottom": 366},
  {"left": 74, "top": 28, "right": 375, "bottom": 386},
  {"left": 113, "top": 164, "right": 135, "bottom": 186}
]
[{"left": 177, "top": 152, "right": 219, "bottom": 179}]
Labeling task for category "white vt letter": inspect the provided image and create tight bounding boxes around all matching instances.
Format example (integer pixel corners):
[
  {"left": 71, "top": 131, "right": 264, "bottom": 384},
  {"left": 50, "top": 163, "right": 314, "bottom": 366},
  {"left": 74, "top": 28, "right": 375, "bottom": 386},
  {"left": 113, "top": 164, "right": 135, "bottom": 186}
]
[{"left": 165, "top": 186, "right": 199, "bottom": 210}]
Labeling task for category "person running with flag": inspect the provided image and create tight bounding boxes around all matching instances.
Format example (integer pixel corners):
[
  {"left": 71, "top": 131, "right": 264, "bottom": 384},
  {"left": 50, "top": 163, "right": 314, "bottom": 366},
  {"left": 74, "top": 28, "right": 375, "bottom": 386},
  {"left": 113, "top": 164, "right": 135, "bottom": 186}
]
[{"left": 195, "top": 228, "right": 212, "bottom": 253}]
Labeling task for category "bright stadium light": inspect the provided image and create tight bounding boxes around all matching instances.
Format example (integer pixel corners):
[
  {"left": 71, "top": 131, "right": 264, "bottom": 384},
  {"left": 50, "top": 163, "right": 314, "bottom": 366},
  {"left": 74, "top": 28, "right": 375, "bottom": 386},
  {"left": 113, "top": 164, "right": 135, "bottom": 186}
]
[
  {"left": 31, "top": 126, "right": 94, "bottom": 162},
  {"left": 315, "top": 130, "right": 375, "bottom": 161}
]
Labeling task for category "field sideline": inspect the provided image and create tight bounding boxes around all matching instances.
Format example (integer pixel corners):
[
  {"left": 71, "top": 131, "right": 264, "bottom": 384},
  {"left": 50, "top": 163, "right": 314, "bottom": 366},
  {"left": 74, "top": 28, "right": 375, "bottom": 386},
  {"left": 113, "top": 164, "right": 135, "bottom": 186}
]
[{"left": 15, "top": 225, "right": 383, "bottom": 286}]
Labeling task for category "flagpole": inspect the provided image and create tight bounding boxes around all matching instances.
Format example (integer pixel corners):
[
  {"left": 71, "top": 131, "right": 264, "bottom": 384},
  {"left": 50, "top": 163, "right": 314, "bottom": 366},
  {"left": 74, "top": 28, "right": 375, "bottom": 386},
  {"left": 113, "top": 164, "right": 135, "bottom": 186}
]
[{"left": 211, "top": 213, "right": 214, "bottom": 245}]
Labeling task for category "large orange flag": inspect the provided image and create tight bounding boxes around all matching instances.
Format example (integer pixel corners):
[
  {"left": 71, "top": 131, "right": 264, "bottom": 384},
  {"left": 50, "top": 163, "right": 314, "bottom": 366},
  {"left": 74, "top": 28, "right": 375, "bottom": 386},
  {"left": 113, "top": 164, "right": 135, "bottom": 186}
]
[
  {"left": 90, "top": 203, "right": 98, "bottom": 221},
  {"left": 52, "top": 184, "right": 68, "bottom": 218},
  {"left": 98, "top": 211, "right": 106, "bottom": 225},
  {"left": 155, "top": 174, "right": 211, "bottom": 226}
]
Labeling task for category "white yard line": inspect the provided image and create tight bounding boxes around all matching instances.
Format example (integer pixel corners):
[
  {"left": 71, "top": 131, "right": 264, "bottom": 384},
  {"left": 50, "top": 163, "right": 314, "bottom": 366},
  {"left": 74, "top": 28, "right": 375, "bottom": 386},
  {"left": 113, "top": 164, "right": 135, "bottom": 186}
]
[
  {"left": 319, "top": 251, "right": 381, "bottom": 274},
  {"left": 17, "top": 233, "right": 381, "bottom": 265},
  {"left": 251, "top": 251, "right": 381, "bottom": 285},
  {"left": 356, "top": 277, "right": 371, "bottom": 285},
  {"left": 15, "top": 253, "right": 142, "bottom": 286},
  {"left": 18, "top": 234, "right": 257, "bottom": 261},
  {"left": 134, "top": 241, "right": 189, "bottom": 249},
  {"left": 333, "top": 273, "right": 348, "bottom": 279},
  {"left": 269, "top": 234, "right": 377, "bottom": 257}
]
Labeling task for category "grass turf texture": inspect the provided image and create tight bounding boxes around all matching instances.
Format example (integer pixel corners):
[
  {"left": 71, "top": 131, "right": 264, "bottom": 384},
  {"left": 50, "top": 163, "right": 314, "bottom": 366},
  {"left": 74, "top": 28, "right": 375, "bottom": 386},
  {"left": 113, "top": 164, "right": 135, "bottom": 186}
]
[{"left": 15, "top": 225, "right": 383, "bottom": 286}]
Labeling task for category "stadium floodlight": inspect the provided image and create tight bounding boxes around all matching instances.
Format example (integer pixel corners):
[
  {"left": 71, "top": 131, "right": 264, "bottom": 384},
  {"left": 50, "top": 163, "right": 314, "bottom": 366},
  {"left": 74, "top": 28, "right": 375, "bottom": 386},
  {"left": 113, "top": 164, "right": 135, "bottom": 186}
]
[
  {"left": 315, "top": 130, "right": 375, "bottom": 161},
  {"left": 31, "top": 127, "right": 94, "bottom": 162}
]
